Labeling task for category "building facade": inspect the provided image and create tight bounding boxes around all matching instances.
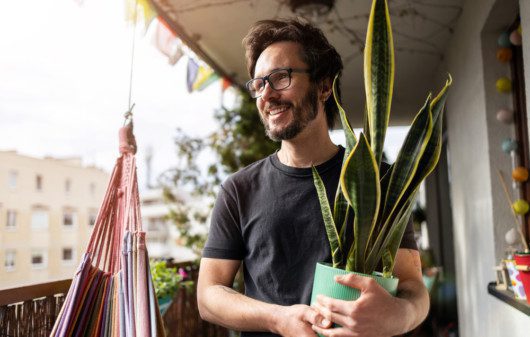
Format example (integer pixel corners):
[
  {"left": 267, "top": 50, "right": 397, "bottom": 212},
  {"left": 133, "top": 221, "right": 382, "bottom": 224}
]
[{"left": 0, "top": 151, "right": 109, "bottom": 289}]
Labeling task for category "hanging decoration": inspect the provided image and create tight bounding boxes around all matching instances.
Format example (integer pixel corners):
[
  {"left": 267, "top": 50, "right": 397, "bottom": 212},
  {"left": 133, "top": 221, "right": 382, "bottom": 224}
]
[
  {"left": 151, "top": 17, "right": 184, "bottom": 65},
  {"left": 496, "top": 108, "right": 513, "bottom": 123},
  {"left": 512, "top": 166, "right": 529, "bottom": 182},
  {"left": 192, "top": 63, "right": 220, "bottom": 92},
  {"left": 125, "top": 0, "right": 157, "bottom": 30},
  {"left": 186, "top": 57, "right": 199, "bottom": 93},
  {"left": 221, "top": 77, "right": 232, "bottom": 92},
  {"left": 510, "top": 30, "right": 522, "bottom": 46},
  {"left": 498, "top": 31, "right": 512, "bottom": 48},
  {"left": 496, "top": 77, "right": 512, "bottom": 93},
  {"left": 502, "top": 138, "right": 518, "bottom": 153},
  {"left": 496, "top": 47, "right": 513, "bottom": 63},
  {"left": 121, "top": 1, "right": 225, "bottom": 93},
  {"left": 513, "top": 199, "right": 530, "bottom": 215}
]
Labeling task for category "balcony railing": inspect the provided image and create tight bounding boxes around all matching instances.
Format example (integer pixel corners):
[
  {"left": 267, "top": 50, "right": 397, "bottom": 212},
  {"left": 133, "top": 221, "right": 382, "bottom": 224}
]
[{"left": 0, "top": 261, "right": 227, "bottom": 337}]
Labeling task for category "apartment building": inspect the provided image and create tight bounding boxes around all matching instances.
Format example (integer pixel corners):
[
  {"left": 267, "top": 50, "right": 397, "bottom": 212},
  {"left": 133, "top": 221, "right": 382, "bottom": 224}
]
[
  {"left": 141, "top": 188, "right": 199, "bottom": 263},
  {"left": 0, "top": 151, "right": 109, "bottom": 289}
]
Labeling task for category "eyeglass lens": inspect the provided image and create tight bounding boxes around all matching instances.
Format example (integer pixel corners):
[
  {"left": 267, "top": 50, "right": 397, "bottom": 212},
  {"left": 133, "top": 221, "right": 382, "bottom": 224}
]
[{"left": 248, "top": 69, "right": 291, "bottom": 98}]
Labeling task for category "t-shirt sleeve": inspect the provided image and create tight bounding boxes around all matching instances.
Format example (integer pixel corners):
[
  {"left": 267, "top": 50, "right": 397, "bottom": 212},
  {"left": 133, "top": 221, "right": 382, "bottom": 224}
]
[
  {"left": 399, "top": 216, "right": 418, "bottom": 250},
  {"left": 202, "top": 183, "right": 246, "bottom": 260}
]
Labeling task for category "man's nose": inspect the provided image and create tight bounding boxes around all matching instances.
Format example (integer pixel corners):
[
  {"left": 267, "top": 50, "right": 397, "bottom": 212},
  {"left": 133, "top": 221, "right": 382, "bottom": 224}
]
[{"left": 260, "top": 81, "right": 279, "bottom": 102}]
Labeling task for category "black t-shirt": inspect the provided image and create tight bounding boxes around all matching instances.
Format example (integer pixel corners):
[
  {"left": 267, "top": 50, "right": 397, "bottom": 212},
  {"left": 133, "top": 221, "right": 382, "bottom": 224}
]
[{"left": 202, "top": 146, "right": 417, "bottom": 337}]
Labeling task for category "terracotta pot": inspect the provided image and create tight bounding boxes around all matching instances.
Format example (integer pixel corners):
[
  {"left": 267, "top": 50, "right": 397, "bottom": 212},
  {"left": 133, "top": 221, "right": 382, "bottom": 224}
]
[{"left": 514, "top": 252, "right": 530, "bottom": 304}]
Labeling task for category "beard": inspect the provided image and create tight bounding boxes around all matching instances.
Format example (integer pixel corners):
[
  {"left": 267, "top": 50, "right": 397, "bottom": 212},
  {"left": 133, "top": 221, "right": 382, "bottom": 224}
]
[{"left": 260, "top": 85, "right": 319, "bottom": 142}]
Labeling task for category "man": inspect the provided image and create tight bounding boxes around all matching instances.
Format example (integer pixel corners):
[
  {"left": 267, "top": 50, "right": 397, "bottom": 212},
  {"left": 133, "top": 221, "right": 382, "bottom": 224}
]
[{"left": 197, "top": 19, "right": 428, "bottom": 337}]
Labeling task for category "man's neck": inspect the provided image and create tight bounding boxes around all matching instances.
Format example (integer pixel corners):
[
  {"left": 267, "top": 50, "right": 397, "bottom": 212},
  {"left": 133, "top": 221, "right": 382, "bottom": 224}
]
[{"left": 277, "top": 130, "right": 338, "bottom": 168}]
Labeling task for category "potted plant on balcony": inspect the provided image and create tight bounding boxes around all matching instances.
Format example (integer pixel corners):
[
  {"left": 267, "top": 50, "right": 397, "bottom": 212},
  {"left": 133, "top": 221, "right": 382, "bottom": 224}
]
[
  {"left": 310, "top": 0, "right": 452, "bottom": 304},
  {"left": 150, "top": 260, "right": 194, "bottom": 314}
]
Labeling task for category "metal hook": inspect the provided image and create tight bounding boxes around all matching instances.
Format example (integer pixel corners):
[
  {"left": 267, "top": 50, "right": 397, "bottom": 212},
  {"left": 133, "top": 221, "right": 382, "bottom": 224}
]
[{"left": 124, "top": 103, "right": 135, "bottom": 126}]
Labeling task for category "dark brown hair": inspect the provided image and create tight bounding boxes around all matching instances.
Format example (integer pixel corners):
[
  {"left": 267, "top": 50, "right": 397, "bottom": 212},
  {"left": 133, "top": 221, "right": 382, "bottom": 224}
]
[{"left": 243, "top": 19, "right": 343, "bottom": 129}]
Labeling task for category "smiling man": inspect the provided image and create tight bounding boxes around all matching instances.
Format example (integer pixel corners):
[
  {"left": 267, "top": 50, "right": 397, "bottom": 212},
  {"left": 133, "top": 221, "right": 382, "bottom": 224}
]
[{"left": 197, "top": 19, "right": 429, "bottom": 337}]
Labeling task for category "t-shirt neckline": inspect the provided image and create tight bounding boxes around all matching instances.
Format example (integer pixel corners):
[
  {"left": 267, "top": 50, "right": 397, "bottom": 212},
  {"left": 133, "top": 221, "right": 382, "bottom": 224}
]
[{"left": 269, "top": 145, "right": 344, "bottom": 177}]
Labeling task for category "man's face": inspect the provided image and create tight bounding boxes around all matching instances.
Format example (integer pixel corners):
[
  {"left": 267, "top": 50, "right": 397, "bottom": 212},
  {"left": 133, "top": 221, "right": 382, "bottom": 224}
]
[{"left": 253, "top": 41, "right": 319, "bottom": 141}]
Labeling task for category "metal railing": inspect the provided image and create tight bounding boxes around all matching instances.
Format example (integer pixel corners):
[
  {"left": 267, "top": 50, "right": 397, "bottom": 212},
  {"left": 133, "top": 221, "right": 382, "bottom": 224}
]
[{"left": 0, "top": 262, "right": 228, "bottom": 337}]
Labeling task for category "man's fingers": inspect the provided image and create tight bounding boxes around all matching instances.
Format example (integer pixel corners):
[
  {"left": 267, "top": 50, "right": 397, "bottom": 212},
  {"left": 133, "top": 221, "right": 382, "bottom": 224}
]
[
  {"left": 312, "top": 324, "right": 352, "bottom": 337},
  {"left": 312, "top": 301, "right": 351, "bottom": 329},
  {"left": 334, "top": 273, "right": 377, "bottom": 291},
  {"left": 303, "top": 306, "right": 332, "bottom": 328}
]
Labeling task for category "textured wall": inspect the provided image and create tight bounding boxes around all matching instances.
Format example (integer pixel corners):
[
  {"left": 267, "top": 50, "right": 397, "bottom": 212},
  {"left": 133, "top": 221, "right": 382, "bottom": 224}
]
[{"left": 438, "top": 0, "right": 530, "bottom": 335}]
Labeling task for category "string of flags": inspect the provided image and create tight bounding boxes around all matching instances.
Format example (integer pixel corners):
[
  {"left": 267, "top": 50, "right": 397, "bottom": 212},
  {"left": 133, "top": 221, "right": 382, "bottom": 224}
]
[{"left": 123, "top": 0, "right": 231, "bottom": 94}]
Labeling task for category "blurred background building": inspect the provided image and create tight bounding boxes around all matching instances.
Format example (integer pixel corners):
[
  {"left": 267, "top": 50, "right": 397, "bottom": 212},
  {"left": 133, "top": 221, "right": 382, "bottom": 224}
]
[{"left": 0, "top": 150, "right": 108, "bottom": 288}]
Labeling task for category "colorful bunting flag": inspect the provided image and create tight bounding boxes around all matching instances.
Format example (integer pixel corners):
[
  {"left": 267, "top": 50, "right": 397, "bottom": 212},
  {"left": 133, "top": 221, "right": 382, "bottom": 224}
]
[
  {"left": 186, "top": 58, "right": 199, "bottom": 93},
  {"left": 192, "top": 64, "right": 220, "bottom": 92},
  {"left": 151, "top": 18, "right": 184, "bottom": 65},
  {"left": 125, "top": 0, "right": 157, "bottom": 30},
  {"left": 221, "top": 77, "right": 232, "bottom": 92}
]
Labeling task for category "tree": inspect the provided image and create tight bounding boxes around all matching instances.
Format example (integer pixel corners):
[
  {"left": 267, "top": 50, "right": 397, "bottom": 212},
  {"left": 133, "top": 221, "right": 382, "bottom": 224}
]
[{"left": 160, "top": 92, "right": 279, "bottom": 257}]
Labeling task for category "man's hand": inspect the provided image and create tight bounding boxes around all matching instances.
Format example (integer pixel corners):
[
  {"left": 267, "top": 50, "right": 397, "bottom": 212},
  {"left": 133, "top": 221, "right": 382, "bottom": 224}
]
[
  {"left": 274, "top": 304, "right": 331, "bottom": 337},
  {"left": 311, "top": 249, "right": 429, "bottom": 337},
  {"left": 311, "top": 274, "right": 412, "bottom": 337}
]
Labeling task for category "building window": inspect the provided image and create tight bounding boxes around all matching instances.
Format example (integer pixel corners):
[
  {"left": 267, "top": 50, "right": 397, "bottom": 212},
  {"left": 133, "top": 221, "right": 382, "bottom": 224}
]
[
  {"left": 8, "top": 170, "right": 17, "bottom": 189},
  {"left": 62, "top": 247, "right": 75, "bottom": 265},
  {"left": 63, "top": 211, "right": 76, "bottom": 227},
  {"left": 65, "top": 179, "right": 71, "bottom": 194},
  {"left": 6, "top": 210, "right": 16, "bottom": 229},
  {"left": 88, "top": 211, "right": 97, "bottom": 226},
  {"left": 31, "top": 250, "right": 47, "bottom": 269},
  {"left": 36, "top": 174, "right": 43, "bottom": 191},
  {"left": 4, "top": 250, "right": 16, "bottom": 271},
  {"left": 31, "top": 210, "right": 49, "bottom": 229}
]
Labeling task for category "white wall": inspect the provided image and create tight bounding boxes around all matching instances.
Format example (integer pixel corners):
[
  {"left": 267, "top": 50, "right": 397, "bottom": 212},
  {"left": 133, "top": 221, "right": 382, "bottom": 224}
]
[{"left": 439, "top": 0, "right": 530, "bottom": 335}]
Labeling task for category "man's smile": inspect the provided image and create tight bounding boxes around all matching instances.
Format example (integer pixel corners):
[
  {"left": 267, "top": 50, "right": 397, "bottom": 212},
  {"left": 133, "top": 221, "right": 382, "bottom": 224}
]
[{"left": 266, "top": 103, "right": 291, "bottom": 116}]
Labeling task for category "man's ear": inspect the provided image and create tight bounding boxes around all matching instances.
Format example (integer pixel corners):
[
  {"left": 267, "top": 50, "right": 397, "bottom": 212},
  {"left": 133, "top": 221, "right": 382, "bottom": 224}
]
[{"left": 319, "top": 78, "right": 333, "bottom": 103}]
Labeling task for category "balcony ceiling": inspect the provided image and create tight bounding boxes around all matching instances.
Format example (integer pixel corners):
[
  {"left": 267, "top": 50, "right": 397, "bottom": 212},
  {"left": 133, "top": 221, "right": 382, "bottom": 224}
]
[{"left": 152, "top": 0, "right": 463, "bottom": 126}]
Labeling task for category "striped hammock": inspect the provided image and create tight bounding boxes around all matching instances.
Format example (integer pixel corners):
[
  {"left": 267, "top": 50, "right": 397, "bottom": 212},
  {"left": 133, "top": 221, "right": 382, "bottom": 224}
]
[{"left": 50, "top": 123, "right": 166, "bottom": 337}]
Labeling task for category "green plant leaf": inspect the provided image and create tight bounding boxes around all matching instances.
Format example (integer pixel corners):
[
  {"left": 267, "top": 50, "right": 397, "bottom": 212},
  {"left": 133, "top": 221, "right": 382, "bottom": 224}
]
[
  {"left": 381, "top": 95, "right": 432, "bottom": 226},
  {"left": 365, "top": 0, "right": 394, "bottom": 167},
  {"left": 313, "top": 167, "right": 343, "bottom": 267},
  {"left": 365, "top": 95, "right": 433, "bottom": 272},
  {"left": 380, "top": 195, "right": 415, "bottom": 276},
  {"left": 340, "top": 133, "right": 380, "bottom": 272},
  {"left": 392, "top": 76, "right": 452, "bottom": 231},
  {"left": 333, "top": 75, "right": 357, "bottom": 155}
]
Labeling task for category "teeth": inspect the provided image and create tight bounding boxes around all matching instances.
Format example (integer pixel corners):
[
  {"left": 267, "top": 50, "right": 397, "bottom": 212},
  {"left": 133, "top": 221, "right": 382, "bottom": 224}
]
[{"left": 269, "top": 106, "right": 289, "bottom": 116}]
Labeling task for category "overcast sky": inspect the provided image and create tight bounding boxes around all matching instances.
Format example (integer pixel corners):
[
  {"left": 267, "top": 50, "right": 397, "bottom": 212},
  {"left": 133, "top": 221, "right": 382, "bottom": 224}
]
[
  {"left": 0, "top": 0, "right": 407, "bottom": 191},
  {"left": 0, "top": 0, "right": 226, "bottom": 189}
]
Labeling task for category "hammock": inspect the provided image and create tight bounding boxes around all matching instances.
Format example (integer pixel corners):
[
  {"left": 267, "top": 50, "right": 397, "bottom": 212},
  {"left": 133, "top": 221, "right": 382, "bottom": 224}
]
[{"left": 50, "top": 122, "right": 166, "bottom": 337}]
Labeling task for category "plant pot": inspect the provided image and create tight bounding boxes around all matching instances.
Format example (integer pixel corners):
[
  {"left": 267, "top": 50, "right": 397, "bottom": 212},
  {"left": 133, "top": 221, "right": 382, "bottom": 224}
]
[
  {"left": 310, "top": 262, "right": 399, "bottom": 305},
  {"left": 310, "top": 263, "right": 399, "bottom": 336},
  {"left": 514, "top": 252, "right": 530, "bottom": 304},
  {"left": 157, "top": 295, "right": 173, "bottom": 315}
]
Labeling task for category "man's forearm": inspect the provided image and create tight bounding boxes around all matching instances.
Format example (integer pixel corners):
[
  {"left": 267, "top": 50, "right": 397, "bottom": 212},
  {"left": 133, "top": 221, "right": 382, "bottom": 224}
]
[
  {"left": 198, "top": 284, "right": 283, "bottom": 333},
  {"left": 396, "top": 279, "right": 430, "bottom": 333}
]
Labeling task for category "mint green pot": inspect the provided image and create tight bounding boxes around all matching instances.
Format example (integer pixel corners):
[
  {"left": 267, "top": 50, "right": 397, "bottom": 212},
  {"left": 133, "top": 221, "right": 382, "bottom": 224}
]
[
  {"left": 310, "top": 262, "right": 399, "bottom": 305},
  {"left": 310, "top": 263, "right": 399, "bottom": 336}
]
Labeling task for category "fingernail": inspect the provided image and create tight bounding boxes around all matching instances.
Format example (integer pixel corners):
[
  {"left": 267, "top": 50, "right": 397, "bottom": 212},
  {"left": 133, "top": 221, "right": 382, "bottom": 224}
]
[
  {"left": 334, "top": 275, "right": 343, "bottom": 281},
  {"left": 320, "top": 318, "right": 330, "bottom": 327}
]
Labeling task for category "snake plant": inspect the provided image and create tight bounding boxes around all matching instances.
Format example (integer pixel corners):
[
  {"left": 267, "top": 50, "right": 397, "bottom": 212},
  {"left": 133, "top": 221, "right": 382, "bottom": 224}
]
[{"left": 313, "top": 0, "right": 452, "bottom": 277}]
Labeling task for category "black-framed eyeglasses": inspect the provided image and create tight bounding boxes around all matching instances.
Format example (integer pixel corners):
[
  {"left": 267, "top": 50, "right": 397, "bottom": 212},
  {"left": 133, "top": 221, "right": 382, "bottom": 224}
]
[{"left": 246, "top": 67, "right": 311, "bottom": 98}]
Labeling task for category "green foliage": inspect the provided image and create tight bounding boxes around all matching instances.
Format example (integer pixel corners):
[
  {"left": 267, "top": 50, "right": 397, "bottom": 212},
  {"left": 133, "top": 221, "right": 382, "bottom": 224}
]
[
  {"left": 161, "top": 92, "right": 279, "bottom": 256},
  {"left": 150, "top": 260, "right": 193, "bottom": 299},
  {"left": 313, "top": 0, "right": 452, "bottom": 276}
]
